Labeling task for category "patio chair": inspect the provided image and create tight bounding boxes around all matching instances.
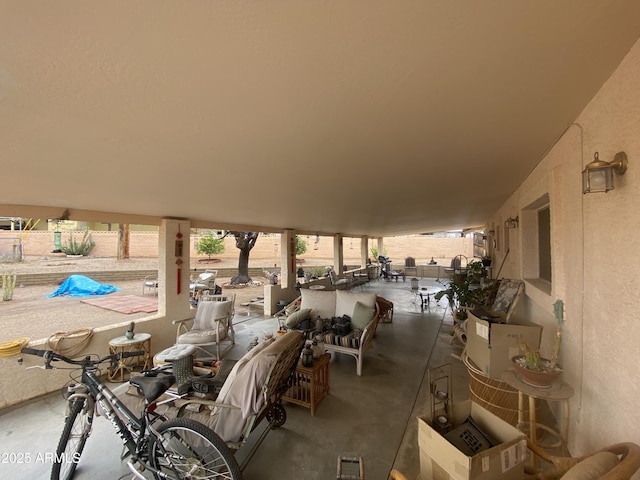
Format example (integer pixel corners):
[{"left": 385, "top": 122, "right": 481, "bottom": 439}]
[
  {"left": 174, "top": 293, "right": 236, "bottom": 362},
  {"left": 141, "top": 275, "right": 158, "bottom": 296},
  {"left": 327, "top": 267, "right": 353, "bottom": 290},
  {"left": 404, "top": 256, "right": 418, "bottom": 277},
  {"left": 189, "top": 269, "right": 218, "bottom": 296}
]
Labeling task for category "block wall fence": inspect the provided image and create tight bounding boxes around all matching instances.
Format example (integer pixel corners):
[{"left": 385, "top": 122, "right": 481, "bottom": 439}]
[{"left": 0, "top": 231, "right": 474, "bottom": 267}]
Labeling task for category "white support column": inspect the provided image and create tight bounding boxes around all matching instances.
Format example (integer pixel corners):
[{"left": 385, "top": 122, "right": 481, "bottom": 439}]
[
  {"left": 280, "top": 229, "right": 296, "bottom": 290},
  {"left": 377, "top": 237, "right": 384, "bottom": 261},
  {"left": 159, "top": 219, "right": 191, "bottom": 320},
  {"left": 360, "top": 236, "right": 369, "bottom": 267},
  {"left": 333, "top": 234, "right": 344, "bottom": 273}
]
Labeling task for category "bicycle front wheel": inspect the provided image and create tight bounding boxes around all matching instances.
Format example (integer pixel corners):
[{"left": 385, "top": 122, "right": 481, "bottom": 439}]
[
  {"left": 50, "top": 398, "right": 92, "bottom": 480},
  {"left": 149, "top": 417, "right": 242, "bottom": 480}
]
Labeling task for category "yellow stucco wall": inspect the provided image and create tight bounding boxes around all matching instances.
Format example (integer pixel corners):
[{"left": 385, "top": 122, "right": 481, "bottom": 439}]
[{"left": 487, "top": 37, "right": 640, "bottom": 459}]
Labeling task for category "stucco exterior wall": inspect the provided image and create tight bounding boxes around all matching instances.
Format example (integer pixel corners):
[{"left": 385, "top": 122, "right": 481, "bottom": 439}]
[{"left": 487, "top": 37, "right": 640, "bottom": 462}]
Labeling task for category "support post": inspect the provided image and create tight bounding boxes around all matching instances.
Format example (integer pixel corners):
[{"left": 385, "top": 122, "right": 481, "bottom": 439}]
[{"left": 333, "top": 234, "right": 344, "bottom": 273}]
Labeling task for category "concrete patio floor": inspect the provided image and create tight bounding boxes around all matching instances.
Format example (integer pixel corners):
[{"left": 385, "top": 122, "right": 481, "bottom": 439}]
[{"left": 0, "top": 277, "right": 471, "bottom": 480}]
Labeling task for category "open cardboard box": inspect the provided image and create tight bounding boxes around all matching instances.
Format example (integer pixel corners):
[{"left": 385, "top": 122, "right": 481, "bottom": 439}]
[
  {"left": 418, "top": 400, "right": 526, "bottom": 480},
  {"left": 466, "top": 312, "right": 542, "bottom": 379}
]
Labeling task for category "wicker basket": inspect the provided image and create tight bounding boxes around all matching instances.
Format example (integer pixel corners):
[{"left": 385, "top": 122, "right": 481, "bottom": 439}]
[{"left": 463, "top": 354, "right": 531, "bottom": 426}]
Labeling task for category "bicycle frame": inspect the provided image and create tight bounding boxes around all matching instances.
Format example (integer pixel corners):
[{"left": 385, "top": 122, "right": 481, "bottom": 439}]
[{"left": 76, "top": 368, "right": 143, "bottom": 456}]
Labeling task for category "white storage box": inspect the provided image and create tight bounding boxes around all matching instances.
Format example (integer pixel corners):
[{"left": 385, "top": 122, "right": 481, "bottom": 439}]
[
  {"left": 466, "top": 312, "right": 542, "bottom": 379},
  {"left": 418, "top": 400, "right": 526, "bottom": 480}
]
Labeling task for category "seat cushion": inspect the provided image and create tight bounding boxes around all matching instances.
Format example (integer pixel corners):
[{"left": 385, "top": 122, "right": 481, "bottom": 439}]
[
  {"left": 177, "top": 327, "right": 226, "bottom": 344},
  {"left": 155, "top": 344, "right": 196, "bottom": 362}
]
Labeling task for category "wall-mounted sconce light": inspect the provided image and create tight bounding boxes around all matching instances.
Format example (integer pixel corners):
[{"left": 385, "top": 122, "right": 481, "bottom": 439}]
[
  {"left": 505, "top": 216, "right": 519, "bottom": 229},
  {"left": 582, "top": 151, "right": 628, "bottom": 194},
  {"left": 487, "top": 229, "right": 495, "bottom": 236}
]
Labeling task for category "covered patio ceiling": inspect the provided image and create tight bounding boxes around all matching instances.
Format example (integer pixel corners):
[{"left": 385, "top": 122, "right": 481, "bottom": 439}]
[{"left": 2, "top": 1, "right": 640, "bottom": 237}]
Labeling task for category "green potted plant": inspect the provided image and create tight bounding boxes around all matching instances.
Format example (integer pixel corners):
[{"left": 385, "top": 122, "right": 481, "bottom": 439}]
[
  {"left": 60, "top": 231, "right": 96, "bottom": 257},
  {"left": 435, "top": 260, "right": 487, "bottom": 321}
]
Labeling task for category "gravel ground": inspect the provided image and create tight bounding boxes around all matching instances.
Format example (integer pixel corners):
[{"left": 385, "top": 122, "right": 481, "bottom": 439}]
[{"left": 0, "top": 256, "right": 273, "bottom": 344}]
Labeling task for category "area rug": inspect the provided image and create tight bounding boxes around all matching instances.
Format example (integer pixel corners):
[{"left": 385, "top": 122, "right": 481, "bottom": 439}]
[{"left": 80, "top": 295, "right": 158, "bottom": 314}]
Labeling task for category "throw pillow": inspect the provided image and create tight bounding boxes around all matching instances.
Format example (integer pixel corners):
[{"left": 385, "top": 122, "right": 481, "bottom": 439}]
[
  {"left": 285, "top": 308, "right": 311, "bottom": 328},
  {"left": 351, "top": 301, "right": 376, "bottom": 330},
  {"left": 561, "top": 451, "right": 619, "bottom": 480}
]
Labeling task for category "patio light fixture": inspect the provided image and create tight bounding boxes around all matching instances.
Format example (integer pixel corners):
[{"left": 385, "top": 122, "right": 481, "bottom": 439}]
[
  {"left": 582, "top": 151, "right": 628, "bottom": 194},
  {"left": 505, "top": 216, "right": 519, "bottom": 229}
]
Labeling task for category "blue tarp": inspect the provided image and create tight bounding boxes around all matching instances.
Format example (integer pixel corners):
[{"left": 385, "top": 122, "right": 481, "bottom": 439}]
[{"left": 46, "top": 274, "right": 121, "bottom": 298}]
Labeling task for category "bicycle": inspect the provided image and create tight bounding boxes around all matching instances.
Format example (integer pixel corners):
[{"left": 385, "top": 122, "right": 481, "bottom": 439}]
[{"left": 21, "top": 347, "right": 242, "bottom": 480}]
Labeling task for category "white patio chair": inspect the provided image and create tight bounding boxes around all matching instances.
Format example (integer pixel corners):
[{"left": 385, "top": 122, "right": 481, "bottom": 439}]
[
  {"left": 141, "top": 275, "right": 158, "bottom": 296},
  {"left": 174, "top": 293, "right": 236, "bottom": 362}
]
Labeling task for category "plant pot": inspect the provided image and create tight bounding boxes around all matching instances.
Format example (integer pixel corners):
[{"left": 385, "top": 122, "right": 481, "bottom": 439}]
[{"left": 512, "top": 355, "right": 562, "bottom": 387}]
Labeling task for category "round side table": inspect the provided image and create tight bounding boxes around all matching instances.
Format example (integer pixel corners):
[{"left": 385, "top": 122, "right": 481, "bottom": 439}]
[
  {"left": 501, "top": 369, "right": 574, "bottom": 467},
  {"left": 107, "top": 332, "right": 152, "bottom": 382}
]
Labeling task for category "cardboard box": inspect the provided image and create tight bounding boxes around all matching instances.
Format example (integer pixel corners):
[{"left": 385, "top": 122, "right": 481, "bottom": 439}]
[
  {"left": 418, "top": 400, "right": 526, "bottom": 480},
  {"left": 466, "top": 313, "right": 542, "bottom": 379}
]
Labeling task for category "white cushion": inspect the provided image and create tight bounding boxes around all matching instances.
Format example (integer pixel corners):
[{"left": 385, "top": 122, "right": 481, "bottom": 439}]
[
  {"left": 335, "top": 290, "right": 377, "bottom": 318},
  {"left": 178, "top": 328, "right": 227, "bottom": 344},
  {"left": 215, "top": 337, "right": 276, "bottom": 402},
  {"left": 193, "top": 300, "right": 232, "bottom": 330},
  {"left": 155, "top": 344, "right": 195, "bottom": 362},
  {"left": 300, "top": 289, "right": 336, "bottom": 319},
  {"left": 211, "top": 331, "right": 304, "bottom": 442}
]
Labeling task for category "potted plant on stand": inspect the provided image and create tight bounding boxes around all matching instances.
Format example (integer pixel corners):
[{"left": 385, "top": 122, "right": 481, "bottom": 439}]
[
  {"left": 512, "top": 342, "right": 562, "bottom": 387},
  {"left": 512, "top": 299, "right": 565, "bottom": 387}
]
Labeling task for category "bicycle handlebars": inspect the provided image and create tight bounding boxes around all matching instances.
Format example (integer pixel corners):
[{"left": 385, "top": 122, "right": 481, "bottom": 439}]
[{"left": 21, "top": 347, "right": 145, "bottom": 369}]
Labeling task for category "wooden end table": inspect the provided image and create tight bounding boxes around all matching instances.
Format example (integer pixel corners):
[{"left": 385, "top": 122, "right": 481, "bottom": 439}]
[
  {"left": 107, "top": 332, "right": 152, "bottom": 382},
  {"left": 283, "top": 353, "right": 330, "bottom": 416}
]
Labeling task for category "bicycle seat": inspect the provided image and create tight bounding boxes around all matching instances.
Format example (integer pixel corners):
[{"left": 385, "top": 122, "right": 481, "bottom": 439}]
[{"left": 130, "top": 373, "right": 176, "bottom": 403}]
